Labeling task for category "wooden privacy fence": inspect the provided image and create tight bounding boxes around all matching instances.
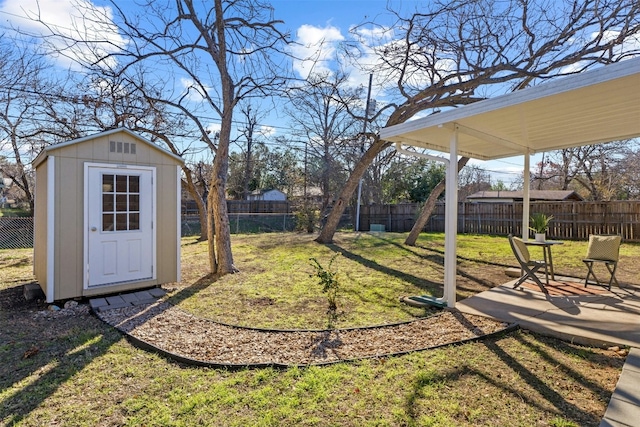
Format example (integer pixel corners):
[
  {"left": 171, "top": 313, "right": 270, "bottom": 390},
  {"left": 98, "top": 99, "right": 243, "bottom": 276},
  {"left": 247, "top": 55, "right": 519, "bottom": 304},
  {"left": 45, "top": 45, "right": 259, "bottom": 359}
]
[
  {"left": 226, "top": 200, "right": 290, "bottom": 214},
  {"left": 359, "top": 201, "right": 640, "bottom": 242},
  {"left": 183, "top": 200, "right": 290, "bottom": 215}
]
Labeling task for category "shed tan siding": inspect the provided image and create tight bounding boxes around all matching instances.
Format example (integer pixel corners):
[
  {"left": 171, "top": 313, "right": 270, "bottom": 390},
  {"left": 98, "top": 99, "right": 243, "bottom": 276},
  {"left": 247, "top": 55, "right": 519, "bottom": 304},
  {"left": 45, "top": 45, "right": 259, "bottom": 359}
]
[
  {"left": 35, "top": 130, "right": 181, "bottom": 300},
  {"left": 33, "top": 159, "right": 49, "bottom": 295}
]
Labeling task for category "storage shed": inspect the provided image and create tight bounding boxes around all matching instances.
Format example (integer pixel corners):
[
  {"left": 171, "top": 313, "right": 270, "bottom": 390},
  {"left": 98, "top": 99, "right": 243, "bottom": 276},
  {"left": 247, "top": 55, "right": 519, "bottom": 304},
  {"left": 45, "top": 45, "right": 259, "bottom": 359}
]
[{"left": 33, "top": 128, "right": 184, "bottom": 303}]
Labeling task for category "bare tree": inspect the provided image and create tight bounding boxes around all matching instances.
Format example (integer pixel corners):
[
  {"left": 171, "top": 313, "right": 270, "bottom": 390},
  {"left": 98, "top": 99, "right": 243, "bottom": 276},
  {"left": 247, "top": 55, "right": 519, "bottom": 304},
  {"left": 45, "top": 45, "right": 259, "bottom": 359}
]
[
  {"left": 618, "top": 147, "right": 640, "bottom": 199},
  {"left": 316, "top": 0, "right": 640, "bottom": 244},
  {"left": 285, "top": 72, "right": 362, "bottom": 212},
  {"left": 234, "top": 103, "right": 267, "bottom": 200},
  {"left": 458, "top": 164, "right": 492, "bottom": 200},
  {"left": 0, "top": 37, "right": 54, "bottom": 214},
  {"left": 28, "top": 0, "right": 291, "bottom": 274},
  {"left": 361, "top": 148, "right": 396, "bottom": 204},
  {"left": 570, "top": 142, "right": 628, "bottom": 200},
  {"left": 43, "top": 65, "right": 213, "bottom": 241}
]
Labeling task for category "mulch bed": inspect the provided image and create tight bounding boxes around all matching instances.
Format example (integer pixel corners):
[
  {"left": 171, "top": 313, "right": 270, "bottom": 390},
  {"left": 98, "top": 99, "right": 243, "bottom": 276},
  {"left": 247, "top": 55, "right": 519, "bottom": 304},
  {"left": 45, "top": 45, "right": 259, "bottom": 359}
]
[{"left": 96, "top": 301, "right": 514, "bottom": 368}]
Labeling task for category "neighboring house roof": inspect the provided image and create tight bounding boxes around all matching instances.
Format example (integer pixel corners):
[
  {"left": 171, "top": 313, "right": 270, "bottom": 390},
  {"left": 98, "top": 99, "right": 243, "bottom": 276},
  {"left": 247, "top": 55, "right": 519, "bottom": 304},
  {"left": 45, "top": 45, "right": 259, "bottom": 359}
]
[
  {"left": 466, "top": 190, "right": 583, "bottom": 202},
  {"left": 291, "top": 186, "right": 323, "bottom": 198},
  {"left": 32, "top": 127, "right": 184, "bottom": 167},
  {"left": 247, "top": 189, "right": 287, "bottom": 201},
  {"left": 250, "top": 189, "right": 285, "bottom": 195}
]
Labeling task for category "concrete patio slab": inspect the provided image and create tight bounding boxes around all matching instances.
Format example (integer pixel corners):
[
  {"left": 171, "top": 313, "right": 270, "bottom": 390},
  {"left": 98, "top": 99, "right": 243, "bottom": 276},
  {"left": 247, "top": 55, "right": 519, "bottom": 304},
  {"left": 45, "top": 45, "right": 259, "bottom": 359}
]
[
  {"left": 455, "top": 279, "right": 640, "bottom": 427},
  {"left": 601, "top": 349, "right": 640, "bottom": 427},
  {"left": 456, "top": 278, "right": 640, "bottom": 348}
]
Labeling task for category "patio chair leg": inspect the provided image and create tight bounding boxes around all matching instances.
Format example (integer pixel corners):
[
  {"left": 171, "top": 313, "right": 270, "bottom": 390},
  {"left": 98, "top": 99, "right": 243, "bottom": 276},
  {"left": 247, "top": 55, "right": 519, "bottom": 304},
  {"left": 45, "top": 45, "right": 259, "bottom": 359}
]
[
  {"left": 513, "top": 266, "right": 548, "bottom": 294},
  {"left": 584, "top": 260, "right": 618, "bottom": 290},
  {"left": 606, "top": 262, "right": 619, "bottom": 290},
  {"left": 584, "top": 261, "right": 597, "bottom": 287}
]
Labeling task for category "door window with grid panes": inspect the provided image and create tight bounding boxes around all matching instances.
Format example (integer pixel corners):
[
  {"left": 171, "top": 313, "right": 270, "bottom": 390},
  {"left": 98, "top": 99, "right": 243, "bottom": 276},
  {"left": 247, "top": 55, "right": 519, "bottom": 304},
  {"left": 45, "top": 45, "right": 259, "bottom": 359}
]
[{"left": 101, "top": 174, "right": 141, "bottom": 232}]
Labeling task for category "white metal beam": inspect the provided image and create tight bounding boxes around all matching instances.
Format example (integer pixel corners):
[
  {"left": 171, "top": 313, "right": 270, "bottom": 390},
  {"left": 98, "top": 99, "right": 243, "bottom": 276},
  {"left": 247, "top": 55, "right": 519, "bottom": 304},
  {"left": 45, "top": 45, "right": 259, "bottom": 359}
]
[
  {"left": 444, "top": 129, "right": 459, "bottom": 308},
  {"left": 522, "top": 154, "right": 531, "bottom": 240},
  {"left": 450, "top": 122, "right": 528, "bottom": 153},
  {"left": 394, "top": 143, "right": 450, "bottom": 165}
]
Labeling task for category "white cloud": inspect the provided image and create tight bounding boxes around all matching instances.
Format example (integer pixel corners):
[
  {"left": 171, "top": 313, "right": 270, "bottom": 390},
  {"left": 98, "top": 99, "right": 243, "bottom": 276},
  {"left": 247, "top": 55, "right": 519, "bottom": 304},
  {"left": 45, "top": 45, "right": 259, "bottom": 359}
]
[
  {"left": 180, "top": 78, "right": 212, "bottom": 102},
  {"left": 0, "top": 0, "right": 128, "bottom": 70},
  {"left": 561, "top": 30, "right": 640, "bottom": 75},
  {"left": 259, "top": 126, "right": 276, "bottom": 137},
  {"left": 206, "top": 123, "right": 221, "bottom": 137},
  {"left": 291, "top": 24, "right": 344, "bottom": 79},
  {"left": 601, "top": 29, "right": 640, "bottom": 59}
]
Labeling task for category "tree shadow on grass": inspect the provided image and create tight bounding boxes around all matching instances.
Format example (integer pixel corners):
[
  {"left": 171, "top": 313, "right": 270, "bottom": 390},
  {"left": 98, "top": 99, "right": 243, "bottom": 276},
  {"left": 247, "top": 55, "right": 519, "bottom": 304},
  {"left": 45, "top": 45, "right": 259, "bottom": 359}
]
[
  {"left": 325, "top": 243, "right": 442, "bottom": 293},
  {"left": 326, "top": 236, "right": 507, "bottom": 306},
  {"left": 164, "top": 273, "right": 218, "bottom": 306},
  {"left": 0, "top": 256, "right": 32, "bottom": 269},
  {"left": 403, "top": 333, "right": 611, "bottom": 426},
  {"left": 373, "top": 234, "right": 514, "bottom": 270},
  {"left": 0, "top": 269, "right": 220, "bottom": 424},
  {"left": 479, "top": 333, "right": 613, "bottom": 426},
  {"left": 0, "top": 286, "right": 122, "bottom": 425},
  {"left": 369, "top": 234, "right": 514, "bottom": 295}
]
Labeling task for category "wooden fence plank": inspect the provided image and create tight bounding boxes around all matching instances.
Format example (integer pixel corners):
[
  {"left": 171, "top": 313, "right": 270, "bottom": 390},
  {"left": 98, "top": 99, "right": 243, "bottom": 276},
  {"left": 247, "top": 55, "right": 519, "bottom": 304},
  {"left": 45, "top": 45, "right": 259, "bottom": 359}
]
[{"left": 359, "top": 201, "right": 640, "bottom": 241}]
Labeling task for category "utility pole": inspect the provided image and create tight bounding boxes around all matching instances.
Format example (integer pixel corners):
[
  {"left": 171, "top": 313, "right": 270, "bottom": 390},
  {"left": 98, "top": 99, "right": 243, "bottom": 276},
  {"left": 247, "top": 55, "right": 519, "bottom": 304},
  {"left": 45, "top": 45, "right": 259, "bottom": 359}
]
[{"left": 355, "top": 74, "right": 374, "bottom": 232}]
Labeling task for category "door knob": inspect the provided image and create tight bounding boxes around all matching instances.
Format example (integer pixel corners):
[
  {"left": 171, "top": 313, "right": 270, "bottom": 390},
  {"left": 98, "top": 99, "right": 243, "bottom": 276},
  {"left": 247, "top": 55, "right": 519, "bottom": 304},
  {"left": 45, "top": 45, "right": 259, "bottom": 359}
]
[{"left": 91, "top": 226, "right": 97, "bottom": 232}]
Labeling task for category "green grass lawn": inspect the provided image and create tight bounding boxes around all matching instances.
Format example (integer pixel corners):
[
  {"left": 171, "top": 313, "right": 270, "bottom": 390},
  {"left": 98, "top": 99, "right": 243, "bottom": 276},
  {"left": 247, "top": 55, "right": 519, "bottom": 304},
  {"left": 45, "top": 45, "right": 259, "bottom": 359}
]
[{"left": 1, "top": 232, "right": 636, "bottom": 426}]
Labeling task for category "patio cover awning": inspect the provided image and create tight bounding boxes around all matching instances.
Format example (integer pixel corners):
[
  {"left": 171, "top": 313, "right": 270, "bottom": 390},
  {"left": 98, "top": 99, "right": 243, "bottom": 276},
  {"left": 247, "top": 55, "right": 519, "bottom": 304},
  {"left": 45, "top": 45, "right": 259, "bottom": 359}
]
[
  {"left": 380, "top": 58, "right": 640, "bottom": 308},
  {"left": 381, "top": 58, "right": 640, "bottom": 160}
]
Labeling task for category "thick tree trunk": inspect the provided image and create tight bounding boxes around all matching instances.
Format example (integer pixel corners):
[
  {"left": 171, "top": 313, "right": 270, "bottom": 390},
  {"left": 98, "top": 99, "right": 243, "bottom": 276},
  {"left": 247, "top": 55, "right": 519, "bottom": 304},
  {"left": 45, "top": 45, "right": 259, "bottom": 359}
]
[
  {"left": 208, "top": 158, "right": 237, "bottom": 273},
  {"left": 208, "top": 113, "right": 238, "bottom": 274},
  {"left": 315, "top": 138, "right": 391, "bottom": 243},
  {"left": 404, "top": 157, "right": 470, "bottom": 246},
  {"left": 196, "top": 196, "right": 208, "bottom": 241},
  {"left": 203, "top": 0, "right": 238, "bottom": 275},
  {"left": 206, "top": 191, "right": 218, "bottom": 272},
  {"left": 182, "top": 169, "right": 208, "bottom": 241}
]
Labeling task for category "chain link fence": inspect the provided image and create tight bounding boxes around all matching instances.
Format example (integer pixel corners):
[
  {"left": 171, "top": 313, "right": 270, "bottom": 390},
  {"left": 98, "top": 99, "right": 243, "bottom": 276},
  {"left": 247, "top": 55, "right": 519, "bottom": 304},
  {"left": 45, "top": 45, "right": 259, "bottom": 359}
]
[
  {"left": 182, "top": 213, "right": 298, "bottom": 236},
  {"left": 0, "top": 217, "right": 34, "bottom": 249},
  {"left": 1, "top": 214, "right": 354, "bottom": 248}
]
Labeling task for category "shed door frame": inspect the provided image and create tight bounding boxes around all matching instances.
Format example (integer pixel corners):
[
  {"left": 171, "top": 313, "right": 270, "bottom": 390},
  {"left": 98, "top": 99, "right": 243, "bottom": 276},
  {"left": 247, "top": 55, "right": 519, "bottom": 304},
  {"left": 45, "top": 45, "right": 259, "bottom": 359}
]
[{"left": 83, "top": 162, "right": 157, "bottom": 289}]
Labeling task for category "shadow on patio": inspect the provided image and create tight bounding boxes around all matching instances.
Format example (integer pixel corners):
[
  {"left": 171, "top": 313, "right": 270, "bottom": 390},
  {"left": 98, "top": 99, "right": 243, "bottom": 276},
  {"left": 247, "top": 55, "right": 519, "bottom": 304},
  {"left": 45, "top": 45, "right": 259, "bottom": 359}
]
[{"left": 457, "top": 276, "right": 640, "bottom": 348}]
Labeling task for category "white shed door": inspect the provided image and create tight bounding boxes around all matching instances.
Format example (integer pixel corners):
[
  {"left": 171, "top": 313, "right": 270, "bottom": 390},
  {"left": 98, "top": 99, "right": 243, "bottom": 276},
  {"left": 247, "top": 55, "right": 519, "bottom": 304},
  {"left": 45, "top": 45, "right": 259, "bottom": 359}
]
[{"left": 85, "top": 165, "right": 155, "bottom": 288}]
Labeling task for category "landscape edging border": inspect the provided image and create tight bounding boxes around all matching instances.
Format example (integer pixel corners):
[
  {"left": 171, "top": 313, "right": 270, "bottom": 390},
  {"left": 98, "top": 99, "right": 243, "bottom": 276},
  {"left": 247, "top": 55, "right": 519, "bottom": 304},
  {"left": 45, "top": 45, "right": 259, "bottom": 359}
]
[{"left": 93, "top": 305, "right": 519, "bottom": 369}]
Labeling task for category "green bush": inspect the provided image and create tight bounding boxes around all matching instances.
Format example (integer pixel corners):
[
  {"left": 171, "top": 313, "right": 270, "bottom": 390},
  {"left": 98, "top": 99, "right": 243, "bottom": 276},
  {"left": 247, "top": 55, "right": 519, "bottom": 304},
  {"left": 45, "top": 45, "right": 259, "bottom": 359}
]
[
  {"left": 0, "top": 208, "right": 31, "bottom": 217},
  {"left": 294, "top": 204, "right": 319, "bottom": 233},
  {"left": 309, "top": 254, "right": 341, "bottom": 328}
]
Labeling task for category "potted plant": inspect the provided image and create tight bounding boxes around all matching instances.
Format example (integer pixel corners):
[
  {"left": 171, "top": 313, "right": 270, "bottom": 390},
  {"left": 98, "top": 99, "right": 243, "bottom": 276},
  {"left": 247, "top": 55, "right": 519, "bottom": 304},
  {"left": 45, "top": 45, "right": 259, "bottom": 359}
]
[{"left": 530, "top": 213, "right": 553, "bottom": 242}]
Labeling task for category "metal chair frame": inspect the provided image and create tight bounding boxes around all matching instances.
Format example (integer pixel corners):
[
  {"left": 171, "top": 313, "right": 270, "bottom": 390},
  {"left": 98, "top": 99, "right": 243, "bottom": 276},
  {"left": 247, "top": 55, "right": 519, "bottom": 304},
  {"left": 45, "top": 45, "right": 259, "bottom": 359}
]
[
  {"left": 584, "top": 258, "right": 619, "bottom": 290},
  {"left": 508, "top": 234, "right": 549, "bottom": 294},
  {"left": 583, "top": 235, "right": 621, "bottom": 290}
]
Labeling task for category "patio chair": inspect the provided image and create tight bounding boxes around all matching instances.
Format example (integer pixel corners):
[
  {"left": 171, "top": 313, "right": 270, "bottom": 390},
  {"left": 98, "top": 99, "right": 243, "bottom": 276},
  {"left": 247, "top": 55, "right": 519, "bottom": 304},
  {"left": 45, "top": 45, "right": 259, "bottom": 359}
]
[
  {"left": 584, "top": 235, "right": 621, "bottom": 290},
  {"left": 508, "top": 234, "right": 549, "bottom": 293}
]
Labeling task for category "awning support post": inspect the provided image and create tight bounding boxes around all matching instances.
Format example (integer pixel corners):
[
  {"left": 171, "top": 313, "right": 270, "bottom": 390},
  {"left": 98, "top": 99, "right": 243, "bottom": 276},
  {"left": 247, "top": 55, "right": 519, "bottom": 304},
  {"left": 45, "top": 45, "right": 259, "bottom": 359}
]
[
  {"left": 444, "top": 128, "right": 459, "bottom": 308},
  {"left": 522, "top": 153, "right": 531, "bottom": 240}
]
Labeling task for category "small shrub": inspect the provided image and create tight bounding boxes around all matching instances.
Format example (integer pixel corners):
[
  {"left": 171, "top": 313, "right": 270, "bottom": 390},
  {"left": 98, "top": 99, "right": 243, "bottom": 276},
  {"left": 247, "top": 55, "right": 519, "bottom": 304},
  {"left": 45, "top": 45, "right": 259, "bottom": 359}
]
[
  {"left": 309, "top": 254, "right": 341, "bottom": 327},
  {"left": 295, "top": 204, "right": 319, "bottom": 233},
  {"left": 549, "top": 417, "right": 578, "bottom": 427}
]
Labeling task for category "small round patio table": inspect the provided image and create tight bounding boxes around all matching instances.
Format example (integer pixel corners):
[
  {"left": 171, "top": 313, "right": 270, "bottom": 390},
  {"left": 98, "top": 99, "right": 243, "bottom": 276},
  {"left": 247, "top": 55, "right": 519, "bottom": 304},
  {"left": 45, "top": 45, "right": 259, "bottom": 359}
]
[{"left": 524, "top": 239, "right": 564, "bottom": 281}]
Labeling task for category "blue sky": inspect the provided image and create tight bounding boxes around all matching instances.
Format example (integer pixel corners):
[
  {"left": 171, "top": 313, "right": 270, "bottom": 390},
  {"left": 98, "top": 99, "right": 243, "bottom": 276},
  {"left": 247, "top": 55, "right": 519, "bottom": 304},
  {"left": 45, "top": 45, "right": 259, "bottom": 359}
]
[{"left": 0, "top": 0, "right": 528, "bottom": 186}]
